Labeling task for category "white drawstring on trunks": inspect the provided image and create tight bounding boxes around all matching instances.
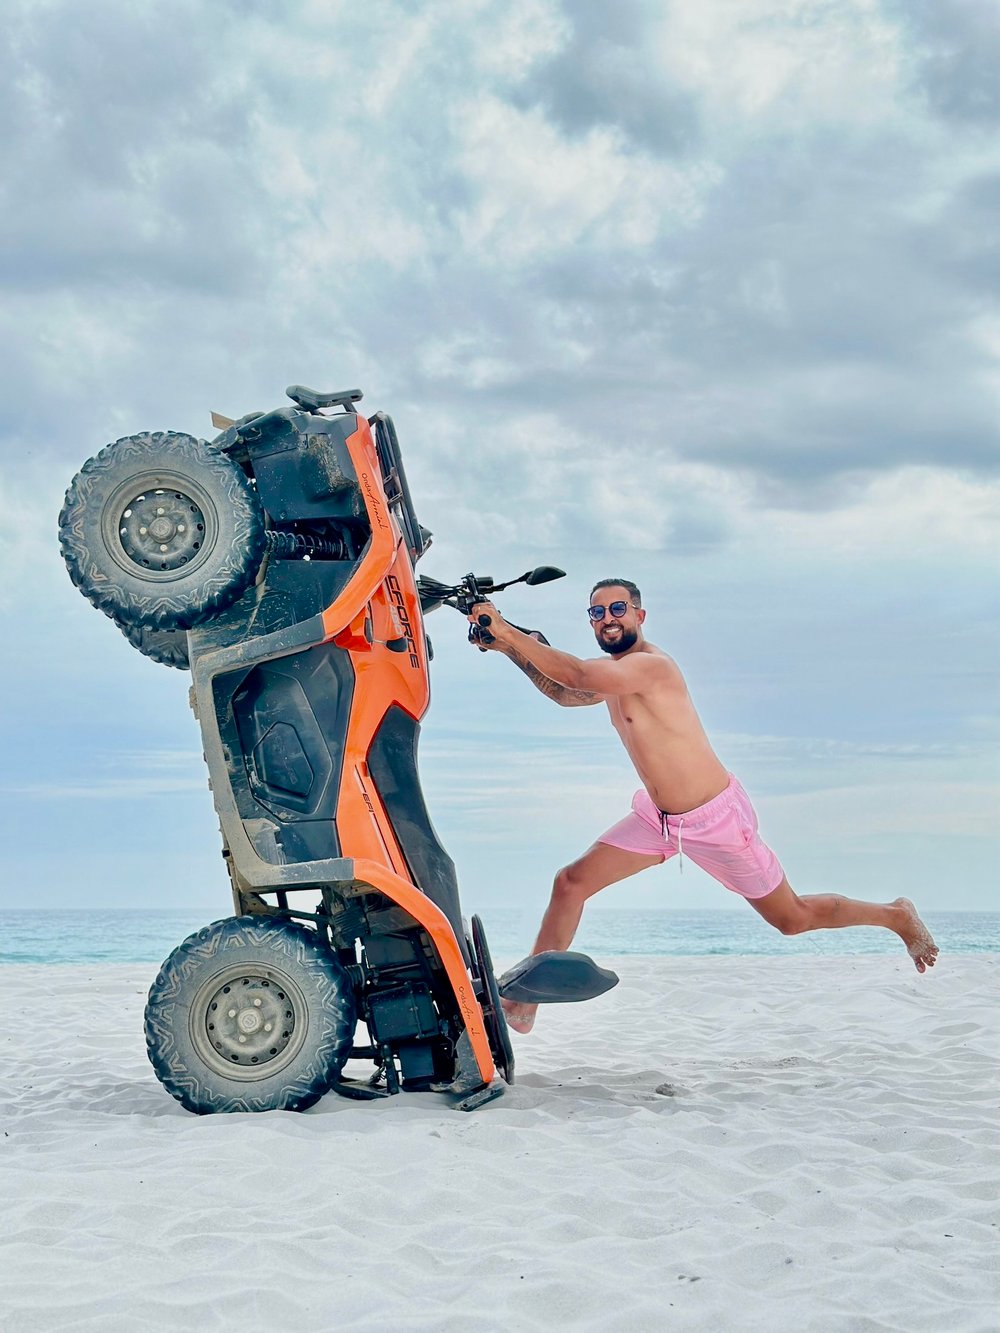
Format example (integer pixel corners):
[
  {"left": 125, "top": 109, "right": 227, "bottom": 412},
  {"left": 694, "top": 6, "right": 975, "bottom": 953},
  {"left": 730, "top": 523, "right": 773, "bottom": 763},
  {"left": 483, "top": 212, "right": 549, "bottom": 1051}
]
[{"left": 660, "top": 811, "right": 685, "bottom": 873}]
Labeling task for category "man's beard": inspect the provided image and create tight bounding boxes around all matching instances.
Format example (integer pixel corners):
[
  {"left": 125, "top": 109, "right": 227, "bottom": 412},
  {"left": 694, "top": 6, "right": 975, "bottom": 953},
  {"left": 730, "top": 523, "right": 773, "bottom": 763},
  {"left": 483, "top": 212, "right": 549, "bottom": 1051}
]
[{"left": 597, "top": 626, "right": 638, "bottom": 655}]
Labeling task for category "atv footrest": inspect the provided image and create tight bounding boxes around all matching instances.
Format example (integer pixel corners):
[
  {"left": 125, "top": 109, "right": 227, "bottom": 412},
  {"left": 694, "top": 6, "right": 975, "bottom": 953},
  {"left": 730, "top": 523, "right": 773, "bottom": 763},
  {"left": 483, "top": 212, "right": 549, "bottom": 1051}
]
[
  {"left": 329, "top": 1076, "right": 393, "bottom": 1102},
  {"left": 456, "top": 1081, "right": 506, "bottom": 1113},
  {"left": 497, "top": 950, "right": 619, "bottom": 1004}
]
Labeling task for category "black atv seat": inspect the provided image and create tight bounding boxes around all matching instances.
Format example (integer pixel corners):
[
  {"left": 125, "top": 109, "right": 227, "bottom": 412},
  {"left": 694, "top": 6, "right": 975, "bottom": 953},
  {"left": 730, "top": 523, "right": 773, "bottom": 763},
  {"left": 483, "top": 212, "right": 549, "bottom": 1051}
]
[{"left": 286, "top": 385, "right": 363, "bottom": 412}]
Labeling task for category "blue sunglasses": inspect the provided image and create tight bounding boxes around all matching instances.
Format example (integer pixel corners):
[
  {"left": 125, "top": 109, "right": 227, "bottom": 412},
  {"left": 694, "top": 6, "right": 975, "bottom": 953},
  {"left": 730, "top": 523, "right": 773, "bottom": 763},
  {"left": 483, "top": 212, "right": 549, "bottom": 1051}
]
[{"left": 587, "top": 601, "right": 633, "bottom": 622}]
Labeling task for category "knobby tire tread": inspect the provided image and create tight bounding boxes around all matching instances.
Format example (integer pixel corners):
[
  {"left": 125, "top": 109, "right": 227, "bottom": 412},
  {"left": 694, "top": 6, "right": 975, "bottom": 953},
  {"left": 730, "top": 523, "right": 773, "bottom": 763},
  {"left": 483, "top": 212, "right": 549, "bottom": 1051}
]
[
  {"left": 144, "top": 917, "right": 356, "bottom": 1114},
  {"left": 59, "top": 431, "right": 266, "bottom": 631}
]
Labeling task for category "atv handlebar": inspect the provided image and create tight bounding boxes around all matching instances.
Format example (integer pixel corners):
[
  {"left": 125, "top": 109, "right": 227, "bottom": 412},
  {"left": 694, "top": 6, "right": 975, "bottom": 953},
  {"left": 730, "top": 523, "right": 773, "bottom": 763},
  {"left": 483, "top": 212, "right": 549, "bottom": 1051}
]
[{"left": 415, "top": 565, "right": 564, "bottom": 651}]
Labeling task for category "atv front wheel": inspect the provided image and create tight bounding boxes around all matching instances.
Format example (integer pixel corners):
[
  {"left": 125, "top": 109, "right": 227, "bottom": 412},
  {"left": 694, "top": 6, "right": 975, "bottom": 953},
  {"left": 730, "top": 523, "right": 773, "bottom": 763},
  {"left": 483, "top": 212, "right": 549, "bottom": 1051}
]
[
  {"left": 59, "top": 431, "right": 266, "bottom": 631},
  {"left": 145, "top": 917, "right": 356, "bottom": 1114}
]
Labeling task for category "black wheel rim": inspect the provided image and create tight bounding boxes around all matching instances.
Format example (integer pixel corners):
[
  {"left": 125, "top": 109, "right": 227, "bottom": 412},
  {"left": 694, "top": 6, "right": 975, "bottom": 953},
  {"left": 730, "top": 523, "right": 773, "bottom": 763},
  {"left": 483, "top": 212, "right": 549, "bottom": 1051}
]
[
  {"left": 189, "top": 963, "right": 309, "bottom": 1082},
  {"left": 101, "top": 471, "right": 219, "bottom": 582}
]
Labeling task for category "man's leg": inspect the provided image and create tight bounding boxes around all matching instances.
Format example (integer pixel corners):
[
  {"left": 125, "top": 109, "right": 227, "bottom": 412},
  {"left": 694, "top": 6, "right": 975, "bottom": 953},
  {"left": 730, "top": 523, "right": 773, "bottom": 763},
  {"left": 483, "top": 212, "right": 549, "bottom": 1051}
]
[
  {"left": 748, "top": 877, "right": 939, "bottom": 972},
  {"left": 501, "top": 842, "right": 662, "bottom": 1033}
]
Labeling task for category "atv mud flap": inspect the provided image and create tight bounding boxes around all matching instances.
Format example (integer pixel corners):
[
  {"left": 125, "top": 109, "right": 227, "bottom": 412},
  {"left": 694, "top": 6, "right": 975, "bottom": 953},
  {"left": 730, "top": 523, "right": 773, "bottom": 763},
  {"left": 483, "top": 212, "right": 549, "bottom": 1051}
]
[{"left": 497, "top": 951, "right": 619, "bottom": 1005}]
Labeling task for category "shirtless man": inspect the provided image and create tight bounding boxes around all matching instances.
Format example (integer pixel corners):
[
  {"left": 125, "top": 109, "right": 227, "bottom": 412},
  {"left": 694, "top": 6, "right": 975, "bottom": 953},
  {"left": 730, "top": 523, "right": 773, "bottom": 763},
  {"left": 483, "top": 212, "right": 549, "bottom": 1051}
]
[{"left": 468, "top": 578, "right": 939, "bottom": 1034}]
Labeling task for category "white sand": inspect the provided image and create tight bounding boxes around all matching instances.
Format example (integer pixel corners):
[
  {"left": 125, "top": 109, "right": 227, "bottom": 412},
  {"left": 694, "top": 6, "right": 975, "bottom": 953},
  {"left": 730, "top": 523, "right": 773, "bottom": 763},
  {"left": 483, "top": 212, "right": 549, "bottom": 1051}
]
[{"left": 1, "top": 953, "right": 997, "bottom": 1332}]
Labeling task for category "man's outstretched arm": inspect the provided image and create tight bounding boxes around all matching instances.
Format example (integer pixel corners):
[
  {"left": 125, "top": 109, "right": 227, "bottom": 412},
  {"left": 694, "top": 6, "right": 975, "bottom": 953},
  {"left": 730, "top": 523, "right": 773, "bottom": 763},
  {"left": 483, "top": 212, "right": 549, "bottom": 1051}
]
[
  {"left": 469, "top": 601, "right": 669, "bottom": 696},
  {"left": 494, "top": 639, "right": 604, "bottom": 707}
]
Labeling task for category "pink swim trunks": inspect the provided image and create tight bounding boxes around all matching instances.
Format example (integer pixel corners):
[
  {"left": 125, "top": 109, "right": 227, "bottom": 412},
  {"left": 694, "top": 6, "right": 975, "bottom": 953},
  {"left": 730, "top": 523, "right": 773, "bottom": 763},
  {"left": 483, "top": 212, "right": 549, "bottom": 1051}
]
[{"left": 598, "top": 775, "right": 784, "bottom": 900}]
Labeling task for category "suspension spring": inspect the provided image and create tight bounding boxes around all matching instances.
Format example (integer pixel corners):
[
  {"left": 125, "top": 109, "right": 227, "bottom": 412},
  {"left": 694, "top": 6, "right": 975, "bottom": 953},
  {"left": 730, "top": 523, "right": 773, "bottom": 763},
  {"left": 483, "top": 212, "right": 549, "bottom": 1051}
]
[{"left": 265, "top": 530, "right": 348, "bottom": 560}]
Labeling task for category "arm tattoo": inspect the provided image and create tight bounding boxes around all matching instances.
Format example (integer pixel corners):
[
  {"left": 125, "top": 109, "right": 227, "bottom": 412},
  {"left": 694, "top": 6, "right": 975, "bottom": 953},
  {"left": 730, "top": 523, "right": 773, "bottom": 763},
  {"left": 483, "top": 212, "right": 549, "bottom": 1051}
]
[{"left": 504, "top": 645, "right": 601, "bottom": 707}]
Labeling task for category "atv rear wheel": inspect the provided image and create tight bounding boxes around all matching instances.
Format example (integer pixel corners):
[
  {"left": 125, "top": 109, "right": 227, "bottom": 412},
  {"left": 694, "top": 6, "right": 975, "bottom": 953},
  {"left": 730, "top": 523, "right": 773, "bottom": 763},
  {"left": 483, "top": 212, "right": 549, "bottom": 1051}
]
[
  {"left": 145, "top": 916, "right": 356, "bottom": 1114},
  {"left": 116, "top": 619, "right": 190, "bottom": 670},
  {"left": 59, "top": 431, "right": 266, "bottom": 631}
]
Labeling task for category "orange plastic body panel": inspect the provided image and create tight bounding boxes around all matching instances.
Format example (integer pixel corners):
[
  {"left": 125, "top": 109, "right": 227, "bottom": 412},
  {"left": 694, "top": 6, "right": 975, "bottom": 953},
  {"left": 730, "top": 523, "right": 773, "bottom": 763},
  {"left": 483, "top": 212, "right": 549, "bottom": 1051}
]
[
  {"left": 319, "top": 417, "right": 494, "bottom": 1085},
  {"left": 320, "top": 422, "right": 399, "bottom": 643}
]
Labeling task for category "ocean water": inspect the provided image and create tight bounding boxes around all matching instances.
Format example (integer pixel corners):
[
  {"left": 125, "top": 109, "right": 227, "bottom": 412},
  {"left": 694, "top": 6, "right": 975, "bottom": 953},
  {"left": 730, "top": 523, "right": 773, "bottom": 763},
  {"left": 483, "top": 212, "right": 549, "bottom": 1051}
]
[{"left": 0, "top": 908, "right": 997, "bottom": 965}]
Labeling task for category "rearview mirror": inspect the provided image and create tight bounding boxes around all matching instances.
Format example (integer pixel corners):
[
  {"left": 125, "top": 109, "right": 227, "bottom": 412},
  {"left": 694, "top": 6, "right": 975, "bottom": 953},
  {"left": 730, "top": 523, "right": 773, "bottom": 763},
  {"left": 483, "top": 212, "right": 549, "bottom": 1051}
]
[{"left": 525, "top": 566, "right": 566, "bottom": 586}]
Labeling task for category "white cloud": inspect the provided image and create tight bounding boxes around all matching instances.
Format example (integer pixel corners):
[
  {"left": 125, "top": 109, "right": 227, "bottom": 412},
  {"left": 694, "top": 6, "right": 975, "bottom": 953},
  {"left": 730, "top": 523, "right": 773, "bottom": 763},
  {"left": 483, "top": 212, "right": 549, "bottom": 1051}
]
[
  {"left": 466, "top": 0, "right": 571, "bottom": 83},
  {"left": 764, "top": 781, "right": 998, "bottom": 839},
  {"left": 0, "top": 462, "right": 70, "bottom": 611},
  {"left": 8, "top": 776, "right": 206, "bottom": 800},
  {"left": 745, "top": 466, "right": 1000, "bottom": 557},
  {"left": 0, "top": 747, "right": 205, "bottom": 800},
  {"left": 453, "top": 96, "right": 717, "bottom": 262},
  {"left": 656, "top": 0, "right": 906, "bottom": 130}
]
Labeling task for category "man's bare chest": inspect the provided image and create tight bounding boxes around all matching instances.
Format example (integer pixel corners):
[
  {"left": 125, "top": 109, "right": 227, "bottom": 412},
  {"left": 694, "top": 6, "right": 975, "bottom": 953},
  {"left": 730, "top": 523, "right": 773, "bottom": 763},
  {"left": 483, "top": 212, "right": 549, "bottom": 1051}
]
[
  {"left": 607, "top": 691, "right": 688, "bottom": 745},
  {"left": 607, "top": 695, "right": 649, "bottom": 737}
]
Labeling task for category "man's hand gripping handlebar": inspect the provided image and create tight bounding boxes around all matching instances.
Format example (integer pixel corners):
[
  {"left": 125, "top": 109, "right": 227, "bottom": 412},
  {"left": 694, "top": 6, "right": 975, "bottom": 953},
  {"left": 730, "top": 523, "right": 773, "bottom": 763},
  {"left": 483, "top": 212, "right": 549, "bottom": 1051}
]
[
  {"left": 460, "top": 575, "right": 500, "bottom": 651},
  {"left": 469, "top": 596, "right": 548, "bottom": 652},
  {"left": 466, "top": 597, "right": 505, "bottom": 651}
]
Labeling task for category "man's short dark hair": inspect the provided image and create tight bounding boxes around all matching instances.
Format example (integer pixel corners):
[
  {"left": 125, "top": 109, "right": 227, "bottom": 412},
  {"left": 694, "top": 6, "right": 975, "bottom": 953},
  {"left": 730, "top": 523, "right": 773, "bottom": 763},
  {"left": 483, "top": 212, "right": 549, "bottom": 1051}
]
[{"left": 591, "top": 578, "right": 641, "bottom": 607}]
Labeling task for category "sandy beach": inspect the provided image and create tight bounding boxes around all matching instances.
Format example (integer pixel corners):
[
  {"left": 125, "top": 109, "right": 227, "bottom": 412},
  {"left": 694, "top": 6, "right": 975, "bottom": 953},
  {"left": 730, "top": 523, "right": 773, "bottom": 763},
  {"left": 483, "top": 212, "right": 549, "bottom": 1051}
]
[{"left": 1, "top": 953, "right": 997, "bottom": 1331}]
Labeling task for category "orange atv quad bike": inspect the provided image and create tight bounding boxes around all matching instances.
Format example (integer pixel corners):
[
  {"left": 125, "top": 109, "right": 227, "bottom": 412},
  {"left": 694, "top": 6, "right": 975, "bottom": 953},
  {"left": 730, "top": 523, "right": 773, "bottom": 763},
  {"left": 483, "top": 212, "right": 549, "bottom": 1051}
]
[{"left": 58, "top": 385, "right": 617, "bottom": 1114}]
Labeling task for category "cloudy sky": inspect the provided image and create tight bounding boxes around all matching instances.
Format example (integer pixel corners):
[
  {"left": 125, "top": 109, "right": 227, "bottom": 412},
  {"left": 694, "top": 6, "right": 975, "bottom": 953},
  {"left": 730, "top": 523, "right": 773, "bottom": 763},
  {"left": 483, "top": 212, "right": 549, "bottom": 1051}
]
[{"left": 1, "top": 0, "right": 996, "bottom": 932}]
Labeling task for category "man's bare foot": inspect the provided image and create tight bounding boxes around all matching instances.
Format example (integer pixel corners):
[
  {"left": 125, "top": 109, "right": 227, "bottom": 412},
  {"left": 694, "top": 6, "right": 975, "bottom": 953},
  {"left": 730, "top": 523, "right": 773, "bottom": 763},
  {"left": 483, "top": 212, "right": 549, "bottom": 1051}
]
[
  {"left": 501, "top": 997, "right": 537, "bottom": 1034},
  {"left": 892, "top": 897, "right": 939, "bottom": 973}
]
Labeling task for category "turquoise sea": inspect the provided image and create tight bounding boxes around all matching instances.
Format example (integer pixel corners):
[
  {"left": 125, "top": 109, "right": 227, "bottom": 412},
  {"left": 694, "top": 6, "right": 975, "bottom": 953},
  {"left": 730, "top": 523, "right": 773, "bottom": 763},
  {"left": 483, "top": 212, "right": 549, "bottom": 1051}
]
[{"left": 0, "top": 908, "right": 997, "bottom": 965}]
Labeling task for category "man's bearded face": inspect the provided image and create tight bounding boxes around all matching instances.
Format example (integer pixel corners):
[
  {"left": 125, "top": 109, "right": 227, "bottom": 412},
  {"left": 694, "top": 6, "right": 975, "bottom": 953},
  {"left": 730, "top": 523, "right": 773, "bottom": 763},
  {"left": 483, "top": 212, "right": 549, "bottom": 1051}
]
[{"left": 589, "top": 589, "right": 641, "bottom": 655}]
